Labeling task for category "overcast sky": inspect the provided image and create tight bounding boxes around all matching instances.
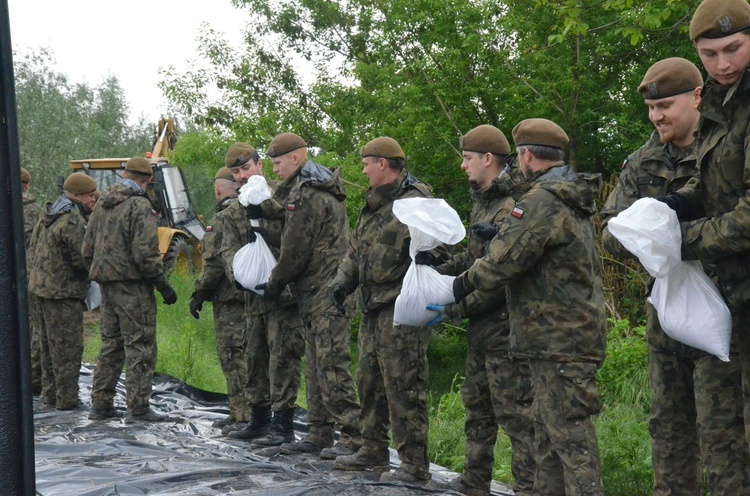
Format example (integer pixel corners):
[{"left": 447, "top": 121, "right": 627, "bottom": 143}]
[{"left": 7, "top": 0, "right": 248, "bottom": 125}]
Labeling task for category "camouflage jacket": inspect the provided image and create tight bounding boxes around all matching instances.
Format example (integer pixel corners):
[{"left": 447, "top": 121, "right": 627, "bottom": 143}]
[
  {"left": 82, "top": 181, "right": 168, "bottom": 289},
  {"left": 676, "top": 68, "right": 750, "bottom": 306},
  {"left": 22, "top": 191, "right": 43, "bottom": 252},
  {"left": 193, "top": 196, "right": 244, "bottom": 304},
  {"left": 333, "top": 169, "right": 432, "bottom": 313},
  {"left": 437, "top": 173, "right": 516, "bottom": 351},
  {"left": 263, "top": 161, "right": 349, "bottom": 314},
  {"left": 28, "top": 196, "right": 90, "bottom": 300},
  {"left": 457, "top": 163, "right": 607, "bottom": 364}
]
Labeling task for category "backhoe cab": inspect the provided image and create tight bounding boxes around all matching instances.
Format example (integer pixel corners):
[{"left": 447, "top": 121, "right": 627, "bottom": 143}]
[{"left": 69, "top": 118, "right": 205, "bottom": 272}]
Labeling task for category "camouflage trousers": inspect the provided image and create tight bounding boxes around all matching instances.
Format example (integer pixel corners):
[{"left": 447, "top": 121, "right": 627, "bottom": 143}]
[
  {"left": 530, "top": 359, "right": 603, "bottom": 496},
  {"left": 37, "top": 297, "right": 84, "bottom": 409},
  {"left": 29, "top": 292, "right": 42, "bottom": 392},
  {"left": 649, "top": 348, "right": 750, "bottom": 495},
  {"left": 461, "top": 348, "right": 536, "bottom": 495},
  {"left": 213, "top": 300, "right": 250, "bottom": 422},
  {"left": 357, "top": 304, "right": 430, "bottom": 478},
  {"left": 244, "top": 305, "right": 305, "bottom": 412},
  {"left": 91, "top": 281, "right": 157, "bottom": 415}
]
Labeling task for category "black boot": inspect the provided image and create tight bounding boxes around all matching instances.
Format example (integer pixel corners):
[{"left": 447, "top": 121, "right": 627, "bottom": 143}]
[
  {"left": 251, "top": 408, "right": 296, "bottom": 447},
  {"left": 228, "top": 405, "right": 271, "bottom": 440}
]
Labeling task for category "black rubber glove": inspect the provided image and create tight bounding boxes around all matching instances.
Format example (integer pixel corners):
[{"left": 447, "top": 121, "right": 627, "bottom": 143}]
[
  {"left": 160, "top": 285, "right": 178, "bottom": 305},
  {"left": 247, "top": 225, "right": 257, "bottom": 243},
  {"left": 452, "top": 277, "right": 469, "bottom": 304},
  {"left": 235, "top": 280, "right": 250, "bottom": 292},
  {"left": 470, "top": 222, "right": 498, "bottom": 242},
  {"left": 654, "top": 194, "right": 688, "bottom": 221},
  {"left": 189, "top": 292, "right": 203, "bottom": 319},
  {"left": 330, "top": 283, "right": 347, "bottom": 313},
  {"left": 414, "top": 251, "right": 439, "bottom": 266},
  {"left": 245, "top": 203, "right": 263, "bottom": 220},
  {"left": 255, "top": 283, "right": 281, "bottom": 300}
]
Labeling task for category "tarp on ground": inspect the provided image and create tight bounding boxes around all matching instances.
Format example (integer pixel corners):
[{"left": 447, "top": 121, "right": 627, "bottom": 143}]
[{"left": 33, "top": 365, "right": 514, "bottom": 496}]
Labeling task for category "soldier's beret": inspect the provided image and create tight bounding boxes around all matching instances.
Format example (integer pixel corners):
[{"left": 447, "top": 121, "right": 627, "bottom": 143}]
[
  {"left": 460, "top": 125, "right": 511, "bottom": 155},
  {"left": 512, "top": 118, "right": 569, "bottom": 150},
  {"left": 690, "top": 0, "right": 750, "bottom": 41},
  {"left": 267, "top": 133, "right": 307, "bottom": 158},
  {"left": 214, "top": 166, "right": 236, "bottom": 182},
  {"left": 638, "top": 58, "right": 703, "bottom": 100},
  {"left": 360, "top": 136, "right": 405, "bottom": 160},
  {"left": 63, "top": 173, "right": 97, "bottom": 195},
  {"left": 125, "top": 157, "right": 153, "bottom": 176},
  {"left": 225, "top": 143, "right": 258, "bottom": 169},
  {"left": 20, "top": 167, "right": 31, "bottom": 184}
]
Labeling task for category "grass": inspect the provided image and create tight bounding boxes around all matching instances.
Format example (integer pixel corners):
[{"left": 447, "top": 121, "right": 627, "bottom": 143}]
[{"left": 82, "top": 271, "right": 655, "bottom": 494}]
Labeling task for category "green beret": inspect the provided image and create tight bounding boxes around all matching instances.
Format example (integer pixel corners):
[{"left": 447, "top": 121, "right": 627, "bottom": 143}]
[
  {"left": 20, "top": 167, "right": 31, "bottom": 184},
  {"left": 63, "top": 173, "right": 97, "bottom": 195},
  {"left": 460, "top": 125, "right": 511, "bottom": 155},
  {"left": 267, "top": 133, "right": 307, "bottom": 158},
  {"left": 225, "top": 143, "right": 258, "bottom": 169},
  {"left": 512, "top": 118, "right": 569, "bottom": 150},
  {"left": 125, "top": 157, "right": 153, "bottom": 176},
  {"left": 360, "top": 136, "right": 405, "bottom": 160},
  {"left": 638, "top": 58, "right": 703, "bottom": 100},
  {"left": 214, "top": 166, "right": 236, "bottom": 182},
  {"left": 690, "top": 0, "right": 750, "bottom": 41}
]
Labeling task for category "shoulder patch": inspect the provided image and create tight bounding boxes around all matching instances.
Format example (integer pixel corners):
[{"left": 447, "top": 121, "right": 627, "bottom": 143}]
[
  {"left": 151, "top": 209, "right": 158, "bottom": 216},
  {"left": 621, "top": 159, "right": 628, "bottom": 170},
  {"left": 206, "top": 225, "right": 213, "bottom": 232},
  {"left": 286, "top": 202, "right": 297, "bottom": 211},
  {"left": 511, "top": 206, "right": 524, "bottom": 219}
]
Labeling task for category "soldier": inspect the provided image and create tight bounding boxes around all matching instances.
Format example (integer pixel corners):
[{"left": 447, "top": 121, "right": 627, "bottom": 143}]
[
  {"left": 421, "top": 126, "right": 536, "bottom": 496},
  {"left": 28, "top": 173, "right": 97, "bottom": 410},
  {"left": 189, "top": 166, "right": 252, "bottom": 433},
  {"left": 249, "top": 133, "right": 363, "bottom": 457},
  {"left": 21, "top": 167, "right": 43, "bottom": 395},
  {"left": 601, "top": 57, "right": 750, "bottom": 495},
  {"left": 330, "top": 137, "right": 433, "bottom": 482},
  {"left": 82, "top": 157, "right": 178, "bottom": 422},
  {"left": 657, "top": 0, "right": 750, "bottom": 452},
  {"left": 447, "top": 119, "right": 606, "bottom": 495},
  {"left": 218, "top": 143, "right": 305, "bottom": 448}
]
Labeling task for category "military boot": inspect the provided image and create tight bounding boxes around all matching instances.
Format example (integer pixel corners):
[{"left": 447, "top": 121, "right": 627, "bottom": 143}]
[
  {"left": 250, "top": 409, "right": 296, "bottom": 448},
  {"left": 280, "top": 425, "right": 334, "bottom": 455},
  {"left": 425, "top": 476, "right": 489, "bottom": 496},
  {"left": 334, "top": 448, "right": 390, "bottom": 473},
  {"left": 228, "top": 405, "right": 272, "bottom": 440}
]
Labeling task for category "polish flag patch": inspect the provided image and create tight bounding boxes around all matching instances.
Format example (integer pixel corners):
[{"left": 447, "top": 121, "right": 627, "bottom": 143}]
[
  {"left": 286, "top": 202, "right": 297, "bottom": 211},
  {"left": 511, "top": 207, "right": 524, "bottom": 219}
]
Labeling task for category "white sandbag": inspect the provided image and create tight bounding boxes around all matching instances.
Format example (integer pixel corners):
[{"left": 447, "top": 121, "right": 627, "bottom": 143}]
[
  {"left": 392, "top": 198, "right": 466, "bottom": 326},
  {"left": 238, "top": 175, "right": 272, "bottom": 207},
  {"left": 232, "top": 234, "right": 277, "bottom": 296},
  {"left": 649, "top": 260, "right": 732, "bottom": 362},
  {"left": 85, "top": 281, "right": 101, "bottom": 311}
]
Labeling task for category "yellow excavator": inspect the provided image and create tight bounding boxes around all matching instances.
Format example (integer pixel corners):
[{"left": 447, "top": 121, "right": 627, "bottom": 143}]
[{"left": 69, "top": 117, "right": 205, "bottom": 272}]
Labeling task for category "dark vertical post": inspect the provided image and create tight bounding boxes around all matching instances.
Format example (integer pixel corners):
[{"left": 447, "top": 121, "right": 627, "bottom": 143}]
[{"left": 0, "top": 0, "right": 37, "bottom": 493}]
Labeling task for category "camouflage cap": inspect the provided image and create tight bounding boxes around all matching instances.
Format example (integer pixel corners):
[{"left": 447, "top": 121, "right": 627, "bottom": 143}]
[
  {"left": 214, "top": 166, "right": 236, "bottom": 182},
  {"left": 125, "top": 157, "right": 153, "bottom": 176},
  {"left": 63, "top": 173, "right": 97, "bottom": 195},
  {"left": 512, "top": 118, "right": 569, "bottom": 150},
  {"left": 225, "top": 143, "right": 258, "bottom": 169},
  {"left": 690, "top": 0, "right": 750, "bottom": 41},
  {"left": 638, "top": 58, "right": 703, "bottom": 100},
  {"left": 460, "top": 125, "right": 511, "bottom": 155},
  {"left": 360, "top": 136, "right": 405, "bottom": 160},
  {"left": 267, "top": 133, "right": 307, "bottom": 158},
  {"left": 20, "top": 167, "right": 31, "bottom": 184}
]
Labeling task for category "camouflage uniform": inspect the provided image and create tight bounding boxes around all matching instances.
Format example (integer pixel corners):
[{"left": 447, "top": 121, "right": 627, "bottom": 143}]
[
  {"left": 333, "top": 170, "right": 432, "bottom": 478},
  {"left": 28, "top": 196, "right": 89, "bottom": 409},
  {"left": 601, "top": 132, "right": 750, "bottom": 495},
  {"left": 262, "top": 161, "right": 361, "bottom": 448},
  {"left": 194, "top": 197, "right": 251, "bottom": 423},
  {"left": 23, "top": 190, "right": 43, "bottom": 393},
  {"left": 675, "top": 68, "right": 750, "bottom": 453},
  {"left": 82, "top": 181, "right": 170, "bottom": 415},
  {"left": 456, "top": 164, "right": 606, "bottom": 495},
  {"left": 221, "top": 190, "right": 304, "bottom": 416},
  {"left": 435, "top": 171, "right": 536, "bottom": 495}
]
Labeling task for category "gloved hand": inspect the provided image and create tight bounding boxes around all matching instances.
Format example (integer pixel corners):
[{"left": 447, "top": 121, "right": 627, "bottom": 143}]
[
  {"left": 330, "top": 283, "right": 347, "bottom": 313},
  {"left": 654, "top": 194, "right": 688, "bottom": 221},
  {"left": 235, "top": 279, "right": 250, "bottom": 292},
  {"left": 414, "top": 251, "right": 439, "bottom": 266},
  {"left": 247, "top": 225, "right": 257, "bottom": 243},
  {"left": 245, "top": 203, "right": 263, "bottom": 220},
  {"left": 189, "top": 292, "right": 203, "bottom": 319},
  {"left": 471, "top": 222, "right": 498, "bottom": 242},
  {"left": 452, "top": 276, "right": 469, "bottom": 303},
  {"left": 160, "top": 285, "right": 178, "bottom": 305},
  {"left": 255, "top": 282, "right": 281, "bottom": 300},
  {"left": 425, "top": 304, "right": 448, "bottom": 326}
]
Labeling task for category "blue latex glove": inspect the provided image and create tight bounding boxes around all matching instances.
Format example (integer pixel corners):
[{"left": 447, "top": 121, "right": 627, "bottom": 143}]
[{"left": 425, "top": 304, "right": 447, "bottom": 327}]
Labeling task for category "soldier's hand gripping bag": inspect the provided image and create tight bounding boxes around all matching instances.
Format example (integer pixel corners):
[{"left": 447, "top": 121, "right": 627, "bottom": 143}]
[
  {"left": 392, "top": 198, "right": 465, "bottom": 326},
  {"left": 233, "top": 233, "right": 278, "bottom": 296}
]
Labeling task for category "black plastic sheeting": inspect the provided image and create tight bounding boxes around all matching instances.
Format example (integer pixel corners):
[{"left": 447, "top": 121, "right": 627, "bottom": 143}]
[{"left": 33, "top": 365, "right": 514, "bottom": 496}]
